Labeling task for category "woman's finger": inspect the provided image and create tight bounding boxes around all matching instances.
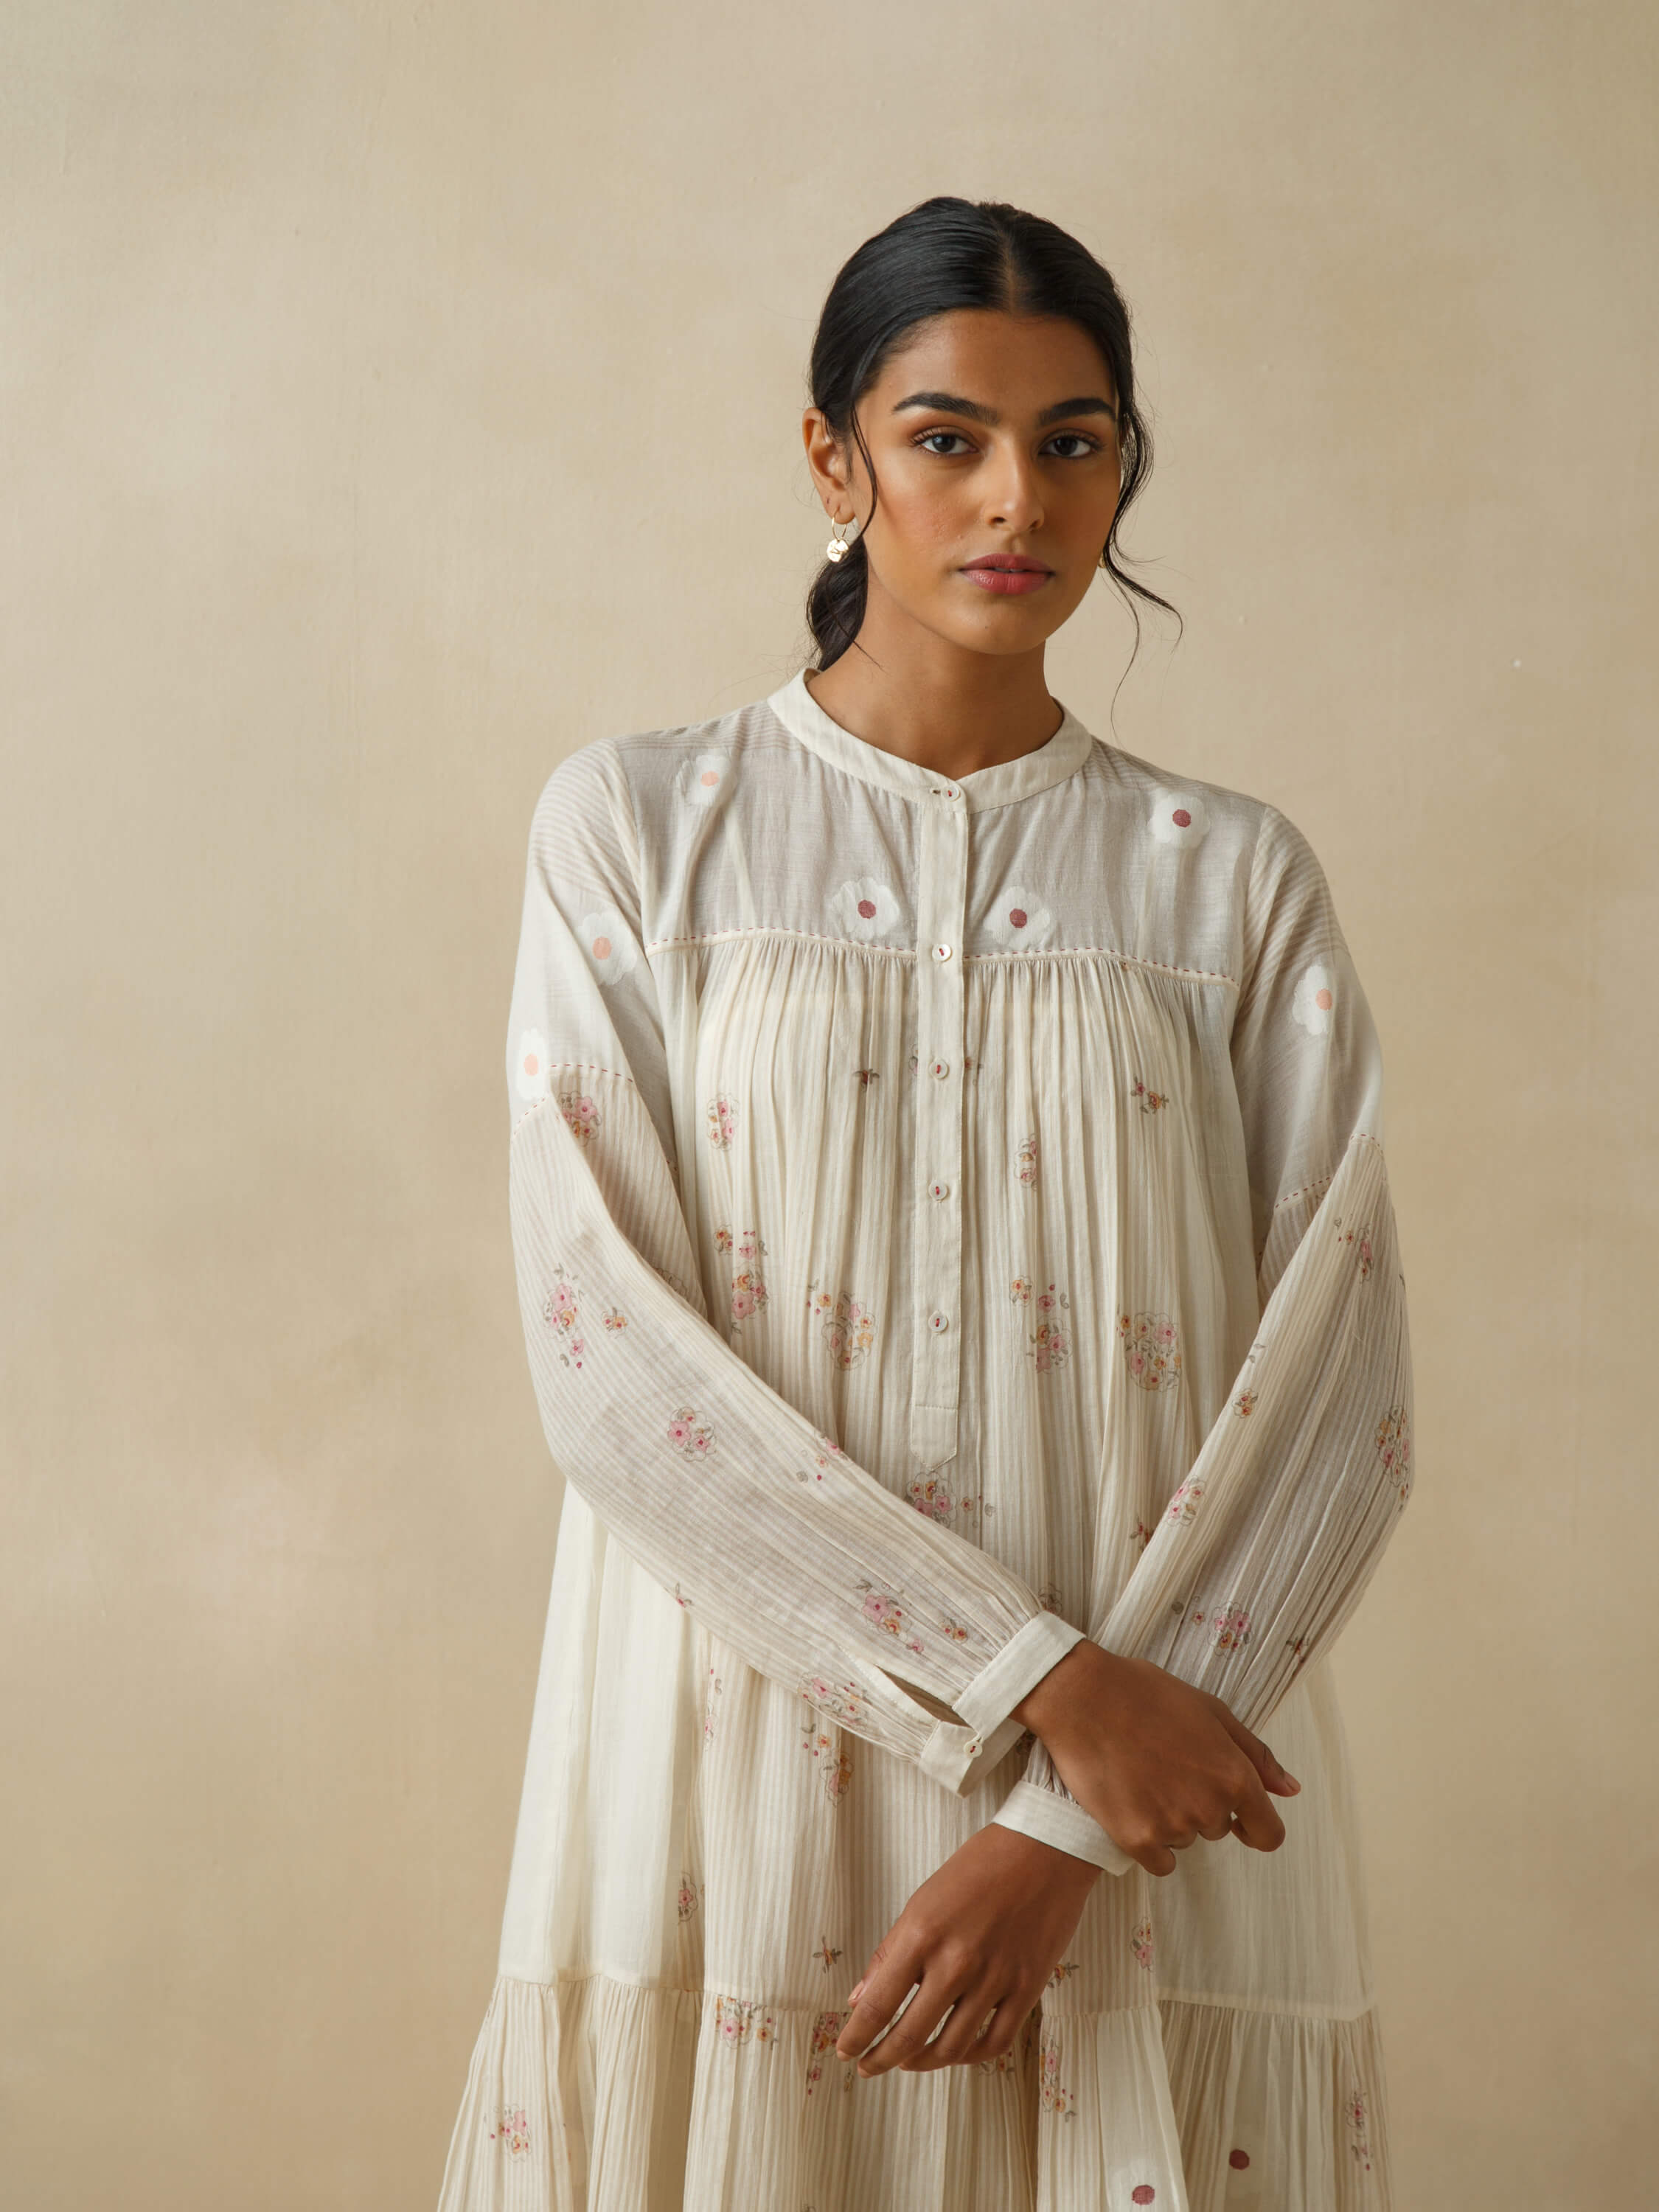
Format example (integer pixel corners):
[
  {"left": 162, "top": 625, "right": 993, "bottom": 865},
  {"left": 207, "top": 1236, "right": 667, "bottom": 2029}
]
[
  {"left": 901, "top": 1982, "right": 1005, "bottom": 2072},
  {"left": 1219, "top": 1710, "right": 1301, "bottom": 1795},
  {"left": 851, "top": 1972, "right": 963, "bottom": 2078}
]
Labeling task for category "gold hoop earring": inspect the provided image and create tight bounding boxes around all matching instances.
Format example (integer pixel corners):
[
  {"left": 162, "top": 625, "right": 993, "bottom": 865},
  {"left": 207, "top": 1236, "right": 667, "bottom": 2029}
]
[{"left": 826, "top": 515, "right": 855, "bottom": 563}]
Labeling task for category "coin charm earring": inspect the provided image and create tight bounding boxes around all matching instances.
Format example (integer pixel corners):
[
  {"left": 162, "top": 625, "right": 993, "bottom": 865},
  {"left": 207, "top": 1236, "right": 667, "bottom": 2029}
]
[{"left": 826, "top": 514, "right": 854, "bottom": 563}]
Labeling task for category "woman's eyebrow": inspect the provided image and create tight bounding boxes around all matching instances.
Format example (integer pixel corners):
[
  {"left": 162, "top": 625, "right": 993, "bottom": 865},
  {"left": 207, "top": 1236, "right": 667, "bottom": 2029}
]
[{"left": 890, "top": 390, "right": 1119, "bottom": 425}]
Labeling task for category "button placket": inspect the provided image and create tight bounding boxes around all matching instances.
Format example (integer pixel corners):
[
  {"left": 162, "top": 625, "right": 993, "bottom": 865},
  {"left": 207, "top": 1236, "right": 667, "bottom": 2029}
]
[{"left": 911, "top": 783, "right": 969, "bottom": 1472}]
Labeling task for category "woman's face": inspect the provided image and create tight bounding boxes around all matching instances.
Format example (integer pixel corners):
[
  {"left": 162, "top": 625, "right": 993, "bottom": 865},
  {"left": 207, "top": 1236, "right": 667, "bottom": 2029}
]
[{"left": 803, "top": 308, "right": 1124, "bottom": 658}]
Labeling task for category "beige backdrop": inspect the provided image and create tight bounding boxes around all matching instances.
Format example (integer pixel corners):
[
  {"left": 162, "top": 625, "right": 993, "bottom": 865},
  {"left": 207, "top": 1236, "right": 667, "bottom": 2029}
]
[{"left": 4, "top": 4, "right": 1654, "bottom": 2205}]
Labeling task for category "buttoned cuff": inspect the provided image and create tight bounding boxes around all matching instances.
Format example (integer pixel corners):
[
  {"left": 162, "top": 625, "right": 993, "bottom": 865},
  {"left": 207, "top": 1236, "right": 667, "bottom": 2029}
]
[
  {"left": 917, "top": 1709, "right": 1030, "bottom": 1796},
  {"left": 953, "top": 1607, "right": 1088, "bottom": 1739},
  {"left": 990, "top": 1779, "right": 1138, "bottom": 1876}
]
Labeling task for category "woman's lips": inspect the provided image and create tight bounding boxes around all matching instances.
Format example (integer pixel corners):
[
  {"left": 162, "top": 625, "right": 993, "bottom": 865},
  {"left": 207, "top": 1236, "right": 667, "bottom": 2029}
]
[{"left": 961, "top": 564, "right": 1052, "bottom": 596}]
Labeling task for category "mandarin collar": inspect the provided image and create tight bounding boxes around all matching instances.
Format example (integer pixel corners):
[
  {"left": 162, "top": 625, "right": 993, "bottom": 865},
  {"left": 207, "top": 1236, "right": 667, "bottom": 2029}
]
[{"left": 764, "top": 668, "right": 1094, "bottom": 815}]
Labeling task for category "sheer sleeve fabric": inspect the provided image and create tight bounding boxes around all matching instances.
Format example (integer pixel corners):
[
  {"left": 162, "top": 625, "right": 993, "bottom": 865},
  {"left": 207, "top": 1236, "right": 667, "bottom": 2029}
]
[
  {"left": 990, "top": 804, "right": 1414, "bottom": 1870},
  {"left": 506, "top": 742, "right": 1086, "bottom": 1798}
]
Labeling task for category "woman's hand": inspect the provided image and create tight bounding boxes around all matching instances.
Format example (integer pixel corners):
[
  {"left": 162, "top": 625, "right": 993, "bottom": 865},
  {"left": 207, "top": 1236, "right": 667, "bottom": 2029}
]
[
  {"left": 833, "top": 1824, "right": 1100, "bottom": 2076},
  {"left": 1014, "top": 1641, "right": 1301, "bottom": 1877}
]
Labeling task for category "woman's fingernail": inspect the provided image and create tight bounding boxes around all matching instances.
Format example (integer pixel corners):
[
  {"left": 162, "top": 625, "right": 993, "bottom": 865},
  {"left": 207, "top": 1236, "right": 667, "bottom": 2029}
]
[{"left": 847, "top": 1977, "right": 866, "bottom": 2003}]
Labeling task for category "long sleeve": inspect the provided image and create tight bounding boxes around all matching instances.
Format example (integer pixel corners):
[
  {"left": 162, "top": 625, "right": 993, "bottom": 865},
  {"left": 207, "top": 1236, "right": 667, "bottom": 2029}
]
[
  {"left": 990, "top": 804, "right": 1414, "bottom": 1871},
  {"left": 505, "top": 742, "right": 1087, "bottom": 1798}
]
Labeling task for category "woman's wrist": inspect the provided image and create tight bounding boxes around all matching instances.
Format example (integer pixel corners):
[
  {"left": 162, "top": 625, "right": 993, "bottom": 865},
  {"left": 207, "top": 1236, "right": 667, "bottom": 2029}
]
[{"left": 1009, "top": 1636, "right": 1119, "bottom": 1742}]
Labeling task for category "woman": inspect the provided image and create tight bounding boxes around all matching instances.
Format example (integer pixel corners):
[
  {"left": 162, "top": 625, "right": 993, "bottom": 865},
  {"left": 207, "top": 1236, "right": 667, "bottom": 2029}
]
[{"left": 438, "top": 196, "right": 1413, "bottom": 2211}]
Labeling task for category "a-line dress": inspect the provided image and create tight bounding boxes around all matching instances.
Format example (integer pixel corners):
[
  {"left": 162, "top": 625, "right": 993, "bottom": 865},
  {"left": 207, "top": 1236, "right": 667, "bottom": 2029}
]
[{"left": 436, "top": 669, "right": 1414, "bottom": 2212}]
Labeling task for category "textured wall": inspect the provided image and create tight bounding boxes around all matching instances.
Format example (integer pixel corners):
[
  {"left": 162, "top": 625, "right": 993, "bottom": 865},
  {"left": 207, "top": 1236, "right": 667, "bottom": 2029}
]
[{"left": 3, "top": 4, "right": 1653, "bottom": 2205}]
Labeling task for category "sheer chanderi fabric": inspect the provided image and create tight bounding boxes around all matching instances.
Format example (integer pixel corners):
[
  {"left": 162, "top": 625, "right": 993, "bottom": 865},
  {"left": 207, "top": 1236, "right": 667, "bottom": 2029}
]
[{"left": 437, "top": 672, "right": 1412, "bottom": 2212}]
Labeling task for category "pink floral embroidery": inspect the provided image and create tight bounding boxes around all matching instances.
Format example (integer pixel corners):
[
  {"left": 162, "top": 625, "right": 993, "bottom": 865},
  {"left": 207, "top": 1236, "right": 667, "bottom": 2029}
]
[
  {"left": 702, "top": 1666, "right": 723, "bottom": 1742},
  {"left": 714, "top": 1994, "right": 778, "bottom": 2045},
  {"left": 1166, "top": 1478, "right": 1205, "bottom": 1523},
  {"left": 807, "top": 2009, "right": 854, "bottom": 2096},
  {"left": 1038, "top": 1581, "right": 1064, "bottom": 1611},
  {"left": 856, "top": 1580, "right": 925, "bottom": 1655},
  {"left": 1130, "top": 2190, "right": 1158, "bottom": 2207},
  {"left": 1128, "top": 1518, "right": 1155, "bottom": 1551},
  {"left": 801, "top": 1675, "right": 869, "bottom": 1725},
  {"left": 813, "top": 1936, "right": 844, "bottom": 1972},
  {"left": 1377, "top": 1405, "right": 1412, "bottom": 1506},
  {"left": 1131, "top": 1919, "right": 1154, "bottom": 1971},
  {"left": 1234, "top": 1388, "right": 1258, "bottom": 1416},
  {"left": 800, "top": 1704, "right": 854, "bottom": 1804},
  {"left": 1131, "top": 1076, "right": 1169, "bottom": 1113},
  {"left": 489, "top": 2107, "right": 531, "bottom": 2155},
  {"left": 554, "top": 1090, "right": 601, "bottom": 1144},
  {"left": 677, "top": 1876, "right": 700, "bottom": 1921},
  {"left": 1038, "top": 2035, "right": 1077, "bottom": 2120},
  {"left": 1346, "top": 2086, "right": 1373, "bottom": 2171},
  {"left": 714, "top": 1225, "right": 769, "bottom": 1331},
  {"left": 939, "top": 1618, "right": 971, "bottom": 1641},
  {"left": 1285, "top": 1633, "right": 1311, "bottom": 1669},
  {"left": 667, "top": 1405, "right": 714, "bottom": 1458},
  {"left": 1015, "top": 1132, "right": 1039, "bottom": 1185},
  {"left": 1333, "top": 1214, "right": 1374, "bottom": 1278},
  {"left": 792, "top": 1441, "right": 844, "bottom": 1486},
  {"left": 542, "top": 1267, "right": 587, "bottom": 1371},
  {"left": 1212, "top": 1607, "right": 1253, "bottom": 1652},
  {"left": 855, "top": 1065, "right": 880, "bottom": 1089},
  {"left": 805, "top": 1284, "right": 876, "bottom": 1368},
  {"left": 602, "top": 1307, "right": 627, "bottom": 1332},
  {"left": 1019, "top": 1281, "right": 1071, "bottom": 1371},
  {"left": 706, "top": 1093, "right": 738, "bottom": 1149},
  {"left": 1047, "top": 1957, "right": 1081, "bottom": 1986},
  {"left": 1120, "top": 1310, "right": 1182, "bottom": 1392},
  {"left": 672, "top": 1581, "right": 692, "bottom": 1608},
  {"left": 907, "top": 1476, "right": 994, "bottom": 1528}
]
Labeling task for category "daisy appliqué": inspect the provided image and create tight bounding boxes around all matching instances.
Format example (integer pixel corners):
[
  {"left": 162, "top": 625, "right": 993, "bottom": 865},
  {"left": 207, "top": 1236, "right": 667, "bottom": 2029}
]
[
  {"left": 577, "top": 905, "right": 639, "bottom": 984},
  {"left": 987, "top": 886, "right": 1054, "bottom": 950},
  {"left": 1293, "top": 961, "right": 1337, "bottom": 1035},
  {"left": 676, "top": 749, "right": 732, "bottom": 809},
  {"left": 515, "top": 1026, "right": 552, "bottom": 1101},
  {"left": 1148, "top": 787, "right": 1211, "bottom": 848},
  {"left": 829, "top": 876, "right": 902, "bottom": 942}
]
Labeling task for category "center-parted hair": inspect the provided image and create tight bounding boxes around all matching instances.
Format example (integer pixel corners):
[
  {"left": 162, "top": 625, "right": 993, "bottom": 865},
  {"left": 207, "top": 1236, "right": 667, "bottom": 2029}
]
[{"left": 805, "top": 195, "right": 1179, "bottom": 672}]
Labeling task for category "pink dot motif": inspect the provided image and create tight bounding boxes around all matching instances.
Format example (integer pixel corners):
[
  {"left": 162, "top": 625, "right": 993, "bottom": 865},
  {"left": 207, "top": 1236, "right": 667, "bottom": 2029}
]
[
  {"left": 1131, "top": 2189, "right": 1157, "bottom": 2205},
  {"left": 1229, "top": 2148, "right": 1251, "bottom": 2169},
  {"left": 700, "top": 768, "right": 720, "bottom": 787},
  {"left": 1171, "top": 807, "right": 1191, "bottom": 828},
  {"left": 591, "top": 934, "right": 612, "bottom": 959},
  {"left": 1009, "top": 906, "right": 1028, "bottom": 928},
  {"left": 1315, "top": 987, "right": 1332, "bottom": 1010},
  {"left": 522, "top": 1051, "right": 539, "bottom": 1078},
  {"left": 857, "top": 898, "right": 876, "bottom": 919}
]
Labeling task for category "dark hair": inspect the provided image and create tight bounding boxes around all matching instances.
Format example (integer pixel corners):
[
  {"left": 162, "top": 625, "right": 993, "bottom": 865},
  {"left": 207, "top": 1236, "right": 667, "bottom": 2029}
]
[{"left": 804, "top": 195, "right": 1180, "bottom": 678}]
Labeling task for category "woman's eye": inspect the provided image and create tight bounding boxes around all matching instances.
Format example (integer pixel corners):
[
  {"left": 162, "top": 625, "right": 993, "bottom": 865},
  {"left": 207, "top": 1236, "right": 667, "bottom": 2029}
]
[
  {"left": 1044, "top": 434, "right": 1100, "bottom": 459},
  {"left": 917, "top": 431, "right": 972, "bottom": 456}
]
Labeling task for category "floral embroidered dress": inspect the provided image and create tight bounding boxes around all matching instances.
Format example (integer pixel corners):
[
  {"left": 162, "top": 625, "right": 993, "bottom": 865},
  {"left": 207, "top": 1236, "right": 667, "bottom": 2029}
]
[{"left": 437, "top": 670, "right": 1413, "bottom": 2212}]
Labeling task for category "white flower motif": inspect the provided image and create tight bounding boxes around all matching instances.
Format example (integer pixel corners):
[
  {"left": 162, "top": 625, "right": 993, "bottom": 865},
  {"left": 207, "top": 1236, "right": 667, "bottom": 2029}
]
[
  {"left": 515, "top": 1026, "right": 552, "bottom": 1100},
  {"left": 677, "top": 750, "right": 731, "bottom": 808},
  {"left": 1148, "top": 788, "right": 1211, "bottom": 847},
  {"left": 828, "top": 876, "right": 902, "bottom": 941},
  {"left": 578, "top": 906, "right": 639, "bottom": 983},
  {"left": 1293, "top": 961, "right": 1336, "bottom": 1035},
  {"left": 986, "top": 886, "right": 1055, "bottom": 950}
]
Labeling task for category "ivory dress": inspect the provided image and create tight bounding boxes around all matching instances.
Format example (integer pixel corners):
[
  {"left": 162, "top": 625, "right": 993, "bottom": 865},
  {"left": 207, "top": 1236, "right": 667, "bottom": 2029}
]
[{"left": 437, "top": 669, "right": 1414, "bottom": 2212}]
